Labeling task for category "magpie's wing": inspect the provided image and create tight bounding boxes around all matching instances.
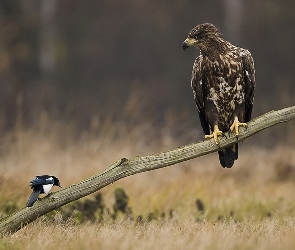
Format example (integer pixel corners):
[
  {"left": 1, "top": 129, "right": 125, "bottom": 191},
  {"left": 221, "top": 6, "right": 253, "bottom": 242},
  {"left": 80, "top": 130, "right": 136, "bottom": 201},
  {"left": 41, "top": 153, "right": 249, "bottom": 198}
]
[
  {"left": 26, "top": 189, "right": 42, "bottom": 207},
  {"left": 30, "top": 178, "right": 54, "bottom": 187}
]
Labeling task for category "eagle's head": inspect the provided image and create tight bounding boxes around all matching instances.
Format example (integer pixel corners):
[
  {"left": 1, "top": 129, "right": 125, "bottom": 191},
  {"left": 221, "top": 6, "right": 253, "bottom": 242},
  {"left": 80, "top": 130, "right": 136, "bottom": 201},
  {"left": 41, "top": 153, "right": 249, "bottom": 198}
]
[{"left": 183, "top": 23, "right": 223, "bottom": 52}]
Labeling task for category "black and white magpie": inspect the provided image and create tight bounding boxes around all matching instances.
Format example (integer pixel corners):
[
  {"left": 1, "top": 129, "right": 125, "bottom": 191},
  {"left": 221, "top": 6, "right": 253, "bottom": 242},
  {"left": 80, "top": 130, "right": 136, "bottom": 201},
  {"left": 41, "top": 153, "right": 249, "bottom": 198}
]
[{"left": 26, "top": 175, "right": 62, "bottom": 207}]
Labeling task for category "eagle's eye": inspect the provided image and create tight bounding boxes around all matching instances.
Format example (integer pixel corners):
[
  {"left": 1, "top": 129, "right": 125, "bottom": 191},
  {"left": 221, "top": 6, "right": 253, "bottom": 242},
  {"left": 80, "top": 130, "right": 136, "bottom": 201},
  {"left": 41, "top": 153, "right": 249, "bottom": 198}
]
[{"left": 194, "top": 31, "right": 203, "bottom": 39}]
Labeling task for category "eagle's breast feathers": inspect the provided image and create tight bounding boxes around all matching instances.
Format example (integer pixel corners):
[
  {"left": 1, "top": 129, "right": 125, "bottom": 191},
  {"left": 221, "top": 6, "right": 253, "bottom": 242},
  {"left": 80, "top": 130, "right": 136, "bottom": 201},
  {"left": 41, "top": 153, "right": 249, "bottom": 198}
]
[{"left": 191, "top": 41, "right": 255, "bottom": 132}]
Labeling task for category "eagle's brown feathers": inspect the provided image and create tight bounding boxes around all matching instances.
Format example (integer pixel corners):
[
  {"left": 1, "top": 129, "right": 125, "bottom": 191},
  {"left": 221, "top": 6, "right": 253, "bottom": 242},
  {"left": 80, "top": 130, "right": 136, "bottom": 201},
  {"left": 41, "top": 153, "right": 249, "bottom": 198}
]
[{"left": 183, "top": 23, "right": 255, "bottom": 168}]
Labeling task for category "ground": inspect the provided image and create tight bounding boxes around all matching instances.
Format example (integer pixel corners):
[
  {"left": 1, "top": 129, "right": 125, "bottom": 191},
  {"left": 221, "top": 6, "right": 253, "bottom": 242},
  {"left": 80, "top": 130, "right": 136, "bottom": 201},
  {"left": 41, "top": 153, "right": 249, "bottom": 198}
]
[{"left": 0, "top": 120, "right": 295, "bottom": 249}]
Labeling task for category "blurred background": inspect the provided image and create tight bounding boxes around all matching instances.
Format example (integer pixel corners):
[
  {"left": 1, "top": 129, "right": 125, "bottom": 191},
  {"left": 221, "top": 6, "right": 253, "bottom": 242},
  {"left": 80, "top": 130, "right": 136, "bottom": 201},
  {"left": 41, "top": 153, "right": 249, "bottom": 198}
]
[
  {"left": 1, "top": 0, "right": 295, "bottom": 218},
  {"left": 0, "top": 0, "right": 295, "bottom": 161},
  {"left": 1, "top": 0, "right": 295, "bottom": 150}
]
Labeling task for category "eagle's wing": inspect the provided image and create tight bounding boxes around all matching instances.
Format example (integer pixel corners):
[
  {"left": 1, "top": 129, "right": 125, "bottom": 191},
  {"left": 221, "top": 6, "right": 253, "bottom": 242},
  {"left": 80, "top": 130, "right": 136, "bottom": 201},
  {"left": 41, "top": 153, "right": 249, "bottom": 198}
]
[
  {"left": 191, "top": 55, "right": 210, "bottom": 135},
  {"left": 242, "top": 49, "right": 255, "bottom": 122}
]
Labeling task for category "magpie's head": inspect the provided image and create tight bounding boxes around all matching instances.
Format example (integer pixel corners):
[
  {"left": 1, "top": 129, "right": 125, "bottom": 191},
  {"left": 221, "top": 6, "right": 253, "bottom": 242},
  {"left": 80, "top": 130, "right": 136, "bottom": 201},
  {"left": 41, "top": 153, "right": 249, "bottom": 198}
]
[{"left": 52, "top": 176, "right": 62, "bottom": 188}]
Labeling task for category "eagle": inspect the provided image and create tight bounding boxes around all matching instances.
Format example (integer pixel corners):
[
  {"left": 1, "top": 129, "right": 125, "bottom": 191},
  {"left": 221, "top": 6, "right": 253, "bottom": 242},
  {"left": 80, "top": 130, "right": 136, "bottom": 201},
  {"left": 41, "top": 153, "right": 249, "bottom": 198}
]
[{"left": 183, "top": 23, "right": 255, "bottom": 168}]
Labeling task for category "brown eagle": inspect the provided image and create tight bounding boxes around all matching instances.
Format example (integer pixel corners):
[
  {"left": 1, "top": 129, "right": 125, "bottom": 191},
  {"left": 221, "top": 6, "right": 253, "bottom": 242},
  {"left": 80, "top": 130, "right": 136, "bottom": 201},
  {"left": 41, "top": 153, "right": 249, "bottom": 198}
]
[{"left": 183, "top": 23, "right": 255, "bottom": 168}]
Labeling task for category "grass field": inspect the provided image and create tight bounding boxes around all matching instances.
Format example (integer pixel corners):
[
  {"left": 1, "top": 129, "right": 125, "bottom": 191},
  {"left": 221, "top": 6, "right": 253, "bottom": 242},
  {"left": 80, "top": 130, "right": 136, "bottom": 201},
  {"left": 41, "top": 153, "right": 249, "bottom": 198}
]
[{"left": 0, "top": 120, "right": 295, "bottom": 249}]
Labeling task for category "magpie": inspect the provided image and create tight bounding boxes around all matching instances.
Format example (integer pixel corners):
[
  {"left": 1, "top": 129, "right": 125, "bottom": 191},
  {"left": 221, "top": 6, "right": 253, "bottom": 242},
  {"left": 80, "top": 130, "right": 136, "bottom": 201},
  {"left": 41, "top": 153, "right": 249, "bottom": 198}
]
[{"left": 26, "top": 175, "right": 62, "bottom": 207}]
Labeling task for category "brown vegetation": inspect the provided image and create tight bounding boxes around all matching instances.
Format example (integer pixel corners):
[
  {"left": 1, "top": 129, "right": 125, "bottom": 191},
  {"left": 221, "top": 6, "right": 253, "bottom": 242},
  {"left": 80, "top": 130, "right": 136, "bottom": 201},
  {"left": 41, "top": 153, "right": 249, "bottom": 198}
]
[{"left": 0, "top": 119, "right": 295, "bottom": 249}]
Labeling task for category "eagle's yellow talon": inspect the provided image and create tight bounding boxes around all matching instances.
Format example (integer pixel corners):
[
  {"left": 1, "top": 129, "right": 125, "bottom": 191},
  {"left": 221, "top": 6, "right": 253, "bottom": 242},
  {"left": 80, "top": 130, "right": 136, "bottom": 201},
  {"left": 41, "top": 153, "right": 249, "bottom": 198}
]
[
  {"left": 205, "top": 125, "right": 223, "bottom": 144},
  {"left": 230, "top": 117, "right": 247, "bottom": 135}
]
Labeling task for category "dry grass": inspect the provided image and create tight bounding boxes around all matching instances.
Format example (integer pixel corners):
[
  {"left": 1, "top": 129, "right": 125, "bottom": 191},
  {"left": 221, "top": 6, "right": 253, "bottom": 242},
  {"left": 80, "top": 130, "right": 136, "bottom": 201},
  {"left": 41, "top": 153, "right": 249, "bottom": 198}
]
[
  {"left": 2, "top": 218, "right": 294, "bottom": 250},
  {"left": 1, "top": 119, "right": 295, "bottom": 249}
]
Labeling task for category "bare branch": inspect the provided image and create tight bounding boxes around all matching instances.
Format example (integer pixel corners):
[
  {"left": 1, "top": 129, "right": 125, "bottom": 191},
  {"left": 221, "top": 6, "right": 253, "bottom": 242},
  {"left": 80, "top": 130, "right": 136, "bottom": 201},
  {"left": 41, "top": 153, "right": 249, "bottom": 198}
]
[{"left": 0, "top": 106, "right": 294, "bottom": 234}]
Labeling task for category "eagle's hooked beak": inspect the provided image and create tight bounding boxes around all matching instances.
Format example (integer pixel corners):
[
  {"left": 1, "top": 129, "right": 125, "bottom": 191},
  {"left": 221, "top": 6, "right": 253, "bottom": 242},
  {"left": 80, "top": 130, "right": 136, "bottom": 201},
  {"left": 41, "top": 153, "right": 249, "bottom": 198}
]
[{"left": 182, "top": 38, "right": 197, "bottom": 51}]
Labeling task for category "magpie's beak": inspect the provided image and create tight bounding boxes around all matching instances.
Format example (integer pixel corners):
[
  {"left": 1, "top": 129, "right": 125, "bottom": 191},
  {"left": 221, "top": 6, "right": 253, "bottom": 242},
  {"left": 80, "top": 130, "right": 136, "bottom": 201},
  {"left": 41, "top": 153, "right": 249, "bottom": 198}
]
[{"left": 182, "top": 38, "right": 197, "bottom": 51}]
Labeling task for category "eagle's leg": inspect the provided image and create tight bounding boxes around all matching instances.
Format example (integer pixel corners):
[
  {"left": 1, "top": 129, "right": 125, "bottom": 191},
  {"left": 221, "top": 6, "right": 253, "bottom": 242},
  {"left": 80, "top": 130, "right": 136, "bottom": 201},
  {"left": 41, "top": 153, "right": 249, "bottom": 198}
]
[
  {"left": 230, "top": 116, "right": 247, "bottom": 135},
  {"left": 205, "top": 125, "right": 223, "bottom": 144}
]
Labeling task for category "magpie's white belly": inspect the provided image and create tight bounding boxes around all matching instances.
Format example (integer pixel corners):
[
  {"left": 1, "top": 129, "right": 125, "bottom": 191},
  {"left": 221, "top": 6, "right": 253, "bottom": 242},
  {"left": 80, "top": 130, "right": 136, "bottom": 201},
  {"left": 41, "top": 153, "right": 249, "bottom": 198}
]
[{"left": 43, "top": 184, "right": 53, "bottom": 194}]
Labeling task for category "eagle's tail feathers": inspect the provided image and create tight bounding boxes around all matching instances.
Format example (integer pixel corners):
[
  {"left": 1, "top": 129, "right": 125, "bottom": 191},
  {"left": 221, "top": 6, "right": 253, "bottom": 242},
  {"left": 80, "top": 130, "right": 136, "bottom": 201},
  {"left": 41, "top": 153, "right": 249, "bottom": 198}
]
[{"left": 218, "top": 143, "right": 238, "bottom": 168}]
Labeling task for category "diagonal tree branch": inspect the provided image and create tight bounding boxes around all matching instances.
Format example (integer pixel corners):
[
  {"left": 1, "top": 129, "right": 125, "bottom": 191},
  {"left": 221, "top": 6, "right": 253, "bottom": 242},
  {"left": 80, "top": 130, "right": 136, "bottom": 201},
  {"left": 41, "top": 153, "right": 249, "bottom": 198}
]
[{"left": 0, "top": 106, "right": 295, "bottom": 235}]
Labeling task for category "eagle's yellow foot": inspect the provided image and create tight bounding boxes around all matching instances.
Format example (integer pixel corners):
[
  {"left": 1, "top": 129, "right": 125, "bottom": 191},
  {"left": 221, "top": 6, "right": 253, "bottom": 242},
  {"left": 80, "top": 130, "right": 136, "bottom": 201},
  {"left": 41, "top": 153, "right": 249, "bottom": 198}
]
[
  {"left": 230, "top": 117, "right": 247, "bottom": 135},
  {"left": 205, "top": 125, "right": 223, "bottom": 144}
]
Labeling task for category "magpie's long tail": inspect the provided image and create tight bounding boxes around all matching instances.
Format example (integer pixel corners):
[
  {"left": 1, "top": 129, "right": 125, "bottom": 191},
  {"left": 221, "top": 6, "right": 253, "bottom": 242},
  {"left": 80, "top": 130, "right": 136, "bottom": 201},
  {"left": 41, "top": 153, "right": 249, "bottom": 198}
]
[
  {"left": 218, "top": 143, "right": 238, "bottom": 168},
  {"left": 26, "top": 190, "right": 41, "bottom": 207}
]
